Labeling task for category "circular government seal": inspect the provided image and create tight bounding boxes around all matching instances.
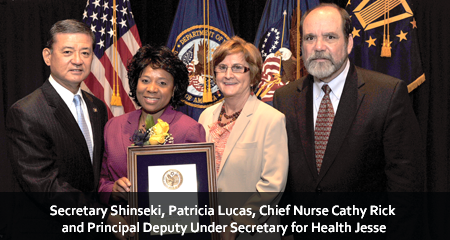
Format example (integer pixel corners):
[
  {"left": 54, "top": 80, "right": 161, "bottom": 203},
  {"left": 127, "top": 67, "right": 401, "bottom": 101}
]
[
  {"left": 172, "top": 25, "right": 231, "bottom": 108},
  {"left": 162, "top": 169, "right": 183, "bottom": 190}
]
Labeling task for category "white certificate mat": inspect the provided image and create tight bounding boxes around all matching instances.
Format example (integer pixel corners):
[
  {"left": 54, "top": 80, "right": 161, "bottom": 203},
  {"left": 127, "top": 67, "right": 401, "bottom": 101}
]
[
  {"left": 148, "top": 164, "right": 199, "bottom": 235},
  {"left": 147, "top": 164, "right": 198, "bottom": 192}
]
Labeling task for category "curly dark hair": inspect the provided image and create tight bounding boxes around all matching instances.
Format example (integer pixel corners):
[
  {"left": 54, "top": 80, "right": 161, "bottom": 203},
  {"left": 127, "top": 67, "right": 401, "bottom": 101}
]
[{"left": 127, "top": 44, "right": 189, "bottom": 109}]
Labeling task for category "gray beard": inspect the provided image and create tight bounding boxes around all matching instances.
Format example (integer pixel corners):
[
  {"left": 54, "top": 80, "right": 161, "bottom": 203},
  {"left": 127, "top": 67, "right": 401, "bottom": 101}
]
[{"left": 304, "top": 51, "right": 347, "bottom": 80}]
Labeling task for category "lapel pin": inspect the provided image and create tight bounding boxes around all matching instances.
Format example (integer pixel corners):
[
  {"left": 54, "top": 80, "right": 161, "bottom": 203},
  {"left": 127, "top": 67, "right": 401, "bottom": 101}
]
[{"left": 93, "top": 108, "right": 98, "bottom": 112}]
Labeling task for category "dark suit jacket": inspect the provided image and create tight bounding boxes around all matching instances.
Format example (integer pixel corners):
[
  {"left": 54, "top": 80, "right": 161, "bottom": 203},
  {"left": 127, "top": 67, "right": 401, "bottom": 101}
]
[
  {"left": 273, "top": 63, "right": 424, "bottom": 192},
  {"left": 273, "top": 64, "right": 425, "bottom": 239},
  {"left": 6, "top": 80, "right": 109, "bottom": 238}
]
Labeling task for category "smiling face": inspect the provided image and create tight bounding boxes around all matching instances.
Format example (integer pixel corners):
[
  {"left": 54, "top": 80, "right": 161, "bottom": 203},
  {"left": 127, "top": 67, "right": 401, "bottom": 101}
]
[
  {"left": 214, "top": 52, "right": 251, "bottom": 101},
  {"left": 136, "top": 66, "right": 175, "bottom": 119},
  {"left": 43, "top": 33, "right": 93, "bottom": 93},
  {"left": 301, "top": 6, "right": 353, "bottom": 82}
]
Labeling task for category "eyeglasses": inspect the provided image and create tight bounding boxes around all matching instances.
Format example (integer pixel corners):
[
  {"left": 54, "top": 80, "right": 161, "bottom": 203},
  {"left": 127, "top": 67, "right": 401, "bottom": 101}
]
[{"left": 215, "top": 64, "right": 250, "bottom": 73}]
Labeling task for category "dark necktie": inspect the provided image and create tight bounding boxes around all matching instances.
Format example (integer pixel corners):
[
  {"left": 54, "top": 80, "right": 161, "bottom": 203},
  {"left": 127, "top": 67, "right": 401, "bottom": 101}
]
[
  {"left": 73, "top": 95, "right": 93, "bottom": 164},
  {"left": 314, "top": 85, "right": 334, "bottom": 173}
]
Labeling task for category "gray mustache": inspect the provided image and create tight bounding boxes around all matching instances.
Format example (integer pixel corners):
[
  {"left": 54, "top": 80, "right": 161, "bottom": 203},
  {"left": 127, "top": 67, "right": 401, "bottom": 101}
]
[{"left": 308, "top": 52, "right": 332, "bottom": 61}]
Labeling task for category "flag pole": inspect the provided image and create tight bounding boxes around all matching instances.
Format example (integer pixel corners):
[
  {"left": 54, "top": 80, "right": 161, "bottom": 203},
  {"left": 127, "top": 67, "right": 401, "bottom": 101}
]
[
  {"left": 202, "top": 0, "right": 212, "bottom": 103},
  {"left": 278, "top": 10, "right": 287, "bottom": 75},
  {"left": 207, "top": 0, "right": 212, "bottom": 102},
  {"left": 111, "top": 0, "right": 122, "bottom": 106}
]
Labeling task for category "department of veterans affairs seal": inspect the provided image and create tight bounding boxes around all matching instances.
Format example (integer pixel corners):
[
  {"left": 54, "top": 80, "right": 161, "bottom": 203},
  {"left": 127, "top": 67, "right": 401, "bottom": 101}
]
[
  {"left": 163, "top": 169, "right": 183, "bottom": 190},
  {"left": 172, "top": 25, "right": 231, "bottom": 108}
]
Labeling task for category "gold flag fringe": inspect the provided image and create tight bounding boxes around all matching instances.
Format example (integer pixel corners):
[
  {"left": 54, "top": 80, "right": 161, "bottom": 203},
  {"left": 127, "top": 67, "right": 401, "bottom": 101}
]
[
  {"left": 381, "top": 0, "right": 391, "bottom": 57},
  {"left": 408, "top": 74, "right": 425, "bottom": 93}
]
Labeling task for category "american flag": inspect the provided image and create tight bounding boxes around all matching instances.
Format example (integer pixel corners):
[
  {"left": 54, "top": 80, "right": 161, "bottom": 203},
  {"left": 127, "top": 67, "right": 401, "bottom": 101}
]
[
  {"left": 254, "top": 0, "right": 318, "bottom": 105},
  {"left": 82, "top": 0, "right": 141, "bottom": 118}
]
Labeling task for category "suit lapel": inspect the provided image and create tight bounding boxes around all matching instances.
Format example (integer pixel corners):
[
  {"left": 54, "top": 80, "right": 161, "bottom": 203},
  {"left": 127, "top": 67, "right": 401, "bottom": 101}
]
[
  {"left": 318, "top": 64, "right": 366, "bottom": 181},
  {"left": 202, "top": 103, "right": 222, "bottom": 143},
  {"left": 296, "top": 76, "right": 318, "bottom": 179},
  {"left": 160, "top": 107, "right": 176, "bottom": 124},
  {"left": 217, "top": 95, "right": 256, "bottom": 176},
  {"left": 42, "top": 81, "right": 91, "bottom": 165},
  {"left": 83, "top": 91, "right": 103, "bottom": 181}
]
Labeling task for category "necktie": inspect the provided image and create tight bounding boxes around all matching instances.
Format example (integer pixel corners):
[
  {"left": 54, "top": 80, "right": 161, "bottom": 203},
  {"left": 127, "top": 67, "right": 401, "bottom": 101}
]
[
  {"left": 73, "top": 95, "right": 93, "bottom": 163},
  {"left": 314, "top": 85, "right": 334, "bottom": 174}
]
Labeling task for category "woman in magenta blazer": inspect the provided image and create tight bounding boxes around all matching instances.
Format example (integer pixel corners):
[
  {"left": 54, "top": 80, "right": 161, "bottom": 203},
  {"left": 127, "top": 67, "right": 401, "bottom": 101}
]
[{"left": 98, "top": 45, "right": 205, "bottom": 205}]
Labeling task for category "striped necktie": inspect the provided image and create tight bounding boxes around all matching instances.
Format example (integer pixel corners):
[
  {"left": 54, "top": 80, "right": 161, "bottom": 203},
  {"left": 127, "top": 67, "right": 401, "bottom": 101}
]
[
  {"left": 73, "top": 95, "right": 93, "bottom": 164},
  {"left": 314, "top": 85, "right": 334, "bottom": 174}
]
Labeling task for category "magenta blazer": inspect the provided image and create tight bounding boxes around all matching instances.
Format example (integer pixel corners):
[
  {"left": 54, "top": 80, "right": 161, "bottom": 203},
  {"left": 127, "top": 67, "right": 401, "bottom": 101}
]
[{"left": 98, "top": 107, "right": 206, "bottom": 204}]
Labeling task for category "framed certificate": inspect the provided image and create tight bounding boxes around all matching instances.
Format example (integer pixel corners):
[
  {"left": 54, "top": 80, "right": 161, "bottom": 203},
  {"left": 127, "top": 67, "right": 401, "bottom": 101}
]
[{"left": 127, "top": 143, "right": 219, "bottom": 240}]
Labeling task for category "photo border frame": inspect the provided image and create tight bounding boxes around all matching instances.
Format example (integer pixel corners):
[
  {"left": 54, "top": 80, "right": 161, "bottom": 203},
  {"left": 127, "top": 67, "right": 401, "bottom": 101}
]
[{"left": 127, "top": 142, "right": 218, "bottom": 240}]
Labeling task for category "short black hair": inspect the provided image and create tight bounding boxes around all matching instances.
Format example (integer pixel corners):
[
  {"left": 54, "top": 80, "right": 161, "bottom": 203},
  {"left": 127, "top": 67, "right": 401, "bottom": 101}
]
[
  {"left": 127, "top": 44, "right": 189, "bottom": 109},
  {"left": 46, "top": 19, "right": 95, "bottom": 49}
]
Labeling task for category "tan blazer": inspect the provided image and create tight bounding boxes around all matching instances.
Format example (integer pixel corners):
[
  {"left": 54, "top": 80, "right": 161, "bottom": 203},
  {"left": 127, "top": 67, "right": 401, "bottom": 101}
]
[{"left": 199, "top": 95, "right": 288, "bottom": 239}]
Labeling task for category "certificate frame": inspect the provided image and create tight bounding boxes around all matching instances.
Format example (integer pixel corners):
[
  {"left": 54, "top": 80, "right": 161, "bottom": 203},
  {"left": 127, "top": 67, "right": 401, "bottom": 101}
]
[{"left": 127, "top": 142, "right": 218, "bottom": 240}]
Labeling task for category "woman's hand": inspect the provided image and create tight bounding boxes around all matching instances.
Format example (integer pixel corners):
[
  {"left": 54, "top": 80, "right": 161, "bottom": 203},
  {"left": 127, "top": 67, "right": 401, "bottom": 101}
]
[{"left": 110, "top": 177, "right": 131, "bottom": 203}]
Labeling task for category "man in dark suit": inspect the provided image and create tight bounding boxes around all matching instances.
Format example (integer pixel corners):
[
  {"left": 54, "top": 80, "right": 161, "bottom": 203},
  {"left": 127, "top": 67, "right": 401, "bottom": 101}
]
[
  {"left": 274, "top": 4, "right": 424, "bottom": 239},
  {"left": 274, "top": 2, "right": 424, "bottom": 193},
  {"left": 6, "top": 19, "right": 131, "bottom": 240}
]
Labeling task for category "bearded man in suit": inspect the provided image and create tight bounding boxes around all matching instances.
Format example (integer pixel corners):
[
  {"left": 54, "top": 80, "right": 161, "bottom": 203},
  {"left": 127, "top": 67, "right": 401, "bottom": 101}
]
[
  {"left": 6, "top": 19, "right": 131, "bottom": 240},
  {"left": 273, "top": 3, "right": 424, "bottom": 239},
  {"left": 274, "top": 2, "right": 424, "bottom": 193}
]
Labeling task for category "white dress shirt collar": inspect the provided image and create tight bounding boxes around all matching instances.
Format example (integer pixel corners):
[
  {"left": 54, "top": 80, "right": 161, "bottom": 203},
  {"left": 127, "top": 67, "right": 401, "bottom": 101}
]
[
  {"left": 48, "top": 75, "right": 83, "bottom": 105},
  {"left": 312, "top": 59, "right": 350, "bottom": 128},
  {"left": 48, "top": 76, "right": 94, "bottom": 164},
  {"left": 313, "top": 59, "right": 350, "bottom": 102}
]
